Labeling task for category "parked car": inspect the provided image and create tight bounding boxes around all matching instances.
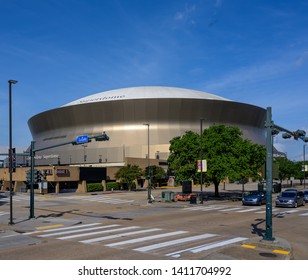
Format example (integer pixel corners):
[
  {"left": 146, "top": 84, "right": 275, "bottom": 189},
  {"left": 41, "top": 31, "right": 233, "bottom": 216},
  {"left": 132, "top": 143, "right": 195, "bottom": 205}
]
[
  {"left": 303, "top": 190, "right": 308, "bottom": 202},
  {"left": 275, "top": 190, "right": 305, "bottom": 208},
  {"left": 242, "top": 190, "right": 266, "bottom": 206}
]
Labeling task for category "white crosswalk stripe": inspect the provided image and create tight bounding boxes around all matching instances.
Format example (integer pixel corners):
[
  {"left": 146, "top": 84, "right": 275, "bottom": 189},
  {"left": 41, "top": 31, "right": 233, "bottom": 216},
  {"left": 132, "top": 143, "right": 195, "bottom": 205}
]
[
  {"left": 0, "top": 194, "right": 45, "bottom": 202},
  {"left": 183, "top": 204, "right": 308, "bottom": 216},
  {"left": 60, "top": 195, "right": 134, "bottom": 205},
  {"left": 24, "top": 222, "right": 247, "bottom": 259},
  {"left": 134, "top": 233, "right": 218, "bottom": 253},
  {"left": 106, "top": 231, "right": 188, "bottom": 247},
  {"left": 166, "top": 237, "right": 248, "bottom": 258},
  {"left": 79, "top": 228, "right": 162, "bottom": 244},
  {"left": 0, "top": 211, "right": 9, "bottom": 216}
]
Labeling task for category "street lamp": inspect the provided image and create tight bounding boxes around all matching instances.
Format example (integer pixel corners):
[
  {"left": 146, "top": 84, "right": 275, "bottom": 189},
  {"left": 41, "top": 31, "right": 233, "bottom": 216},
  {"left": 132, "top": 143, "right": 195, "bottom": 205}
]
[
  {"left": 304, "top": 144, "right": 307, "bottom": 188},
  {"left": 8, "top": 79, "right": 17, "bottom": 225},
  {"left": 144, "top": 123, "right": 152, "bottom": 203},
  {"left": 200, "top": 118, "right": 205, "bottom": 203},
  {"left": 264, "top": 107, "right": 307, "bottom": 241},
  {"left": 82, "top": 144, "right": 87, "bottom": 166}
]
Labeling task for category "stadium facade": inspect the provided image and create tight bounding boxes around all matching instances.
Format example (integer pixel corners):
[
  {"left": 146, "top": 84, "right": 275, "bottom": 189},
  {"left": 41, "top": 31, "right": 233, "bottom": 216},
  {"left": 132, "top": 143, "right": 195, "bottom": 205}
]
[{"left": 28, "top": 86, "right": 266, "bottom": 167}]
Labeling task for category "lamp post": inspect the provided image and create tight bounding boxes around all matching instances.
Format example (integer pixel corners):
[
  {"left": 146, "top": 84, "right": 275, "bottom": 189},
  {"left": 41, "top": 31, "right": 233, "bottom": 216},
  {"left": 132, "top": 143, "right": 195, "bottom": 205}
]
[
  {"left": 200, "top": 118, "right": 205, "bottom": 203},
  {"left": 82, "top": 144, "right": 87, "bottom": 166},
  {"left": 8, "top": 80, "right": 17, "bottom": 225},
  {"left": 144, "top": 123, "right": 151, "bottom": 203},
  {"left": 264, "top": 107, "right": 307, "bottom": 241},
  {"left": 264, "top": 107, "right": 274, "bottom": 241}
]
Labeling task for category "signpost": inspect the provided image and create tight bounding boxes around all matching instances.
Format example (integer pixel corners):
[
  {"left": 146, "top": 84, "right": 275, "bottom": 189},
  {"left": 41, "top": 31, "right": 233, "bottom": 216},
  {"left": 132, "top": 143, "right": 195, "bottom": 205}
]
[
  {"left": 75, "top": 135, "right": 89, "bottom": 145},
  {"left": 28, "top": 132, "right": 109, "bottom": 218}
]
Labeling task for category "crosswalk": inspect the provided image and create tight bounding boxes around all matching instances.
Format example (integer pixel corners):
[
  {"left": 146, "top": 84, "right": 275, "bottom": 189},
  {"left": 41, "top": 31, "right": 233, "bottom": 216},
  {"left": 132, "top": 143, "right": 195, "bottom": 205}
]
[
  {"left": 59, "top": 194, "right": 135, "bottom": 205},
  {"left": 0, "top": 211, "right": 9, "bottom": 217},
  {"left": 0, "top": 194, "right": 45, "bottom": 203},
  {"left": 183, "top": 204, "right": 308, "bottom": 217},
  {"left": 1, "top": 193, "right": 134, "bottom": 205},
  {"left": 23, "top": 222, "right": 247, "bottom": 259}
]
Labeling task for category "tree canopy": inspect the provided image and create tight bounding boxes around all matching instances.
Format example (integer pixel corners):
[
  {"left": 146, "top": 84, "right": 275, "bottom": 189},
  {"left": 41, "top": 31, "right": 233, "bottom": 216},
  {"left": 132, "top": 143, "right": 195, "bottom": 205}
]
[
  {"left": 114, "top": 164, "right": 143, "bottom": 190},
  {"left": 168, "top": 125, "right": 266, "bottom": 196}
]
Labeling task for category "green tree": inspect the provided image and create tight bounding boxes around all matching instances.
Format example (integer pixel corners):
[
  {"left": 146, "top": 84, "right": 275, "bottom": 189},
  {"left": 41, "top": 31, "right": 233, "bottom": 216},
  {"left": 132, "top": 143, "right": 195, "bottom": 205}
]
[
  {"left": 274, "top": 158, "right": 304, "bottom": 184},
  {"left": 168, "top": 131, "right": 200, "bottom": 182},
  {"left": 274, "top": 157, "right": 296, "bottom": 182},
  {"left": 145, "top": 165, "right": 166, "bottom": 187},
  {"left": 294, "top": 161, "right": 305, "bottom": 184},
  {"left": 115, "top": 164, "right": 143, "bottom": 191},
  {"left": 168, "top": 125, "right": 266, "bottom": 197}
]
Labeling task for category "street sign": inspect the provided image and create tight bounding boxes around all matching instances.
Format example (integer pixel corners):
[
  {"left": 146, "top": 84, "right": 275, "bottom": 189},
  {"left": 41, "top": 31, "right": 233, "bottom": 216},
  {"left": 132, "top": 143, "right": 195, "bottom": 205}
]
[{"left": 75, "top": 135, "right": 89, "bottom": 145}]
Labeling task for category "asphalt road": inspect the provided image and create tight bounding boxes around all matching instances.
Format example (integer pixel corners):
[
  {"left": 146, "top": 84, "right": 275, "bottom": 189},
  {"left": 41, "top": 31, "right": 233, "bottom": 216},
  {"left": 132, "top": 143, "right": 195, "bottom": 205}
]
[{"left": 0, "top": 185, "right": 307, "bottom": 260}]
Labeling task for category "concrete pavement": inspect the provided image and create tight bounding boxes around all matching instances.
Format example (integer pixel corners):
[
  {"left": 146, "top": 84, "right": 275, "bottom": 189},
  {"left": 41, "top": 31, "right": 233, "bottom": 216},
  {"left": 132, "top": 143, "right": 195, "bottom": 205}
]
[{"left": 0, "top": 181, "right": 300, "bottom": 259}]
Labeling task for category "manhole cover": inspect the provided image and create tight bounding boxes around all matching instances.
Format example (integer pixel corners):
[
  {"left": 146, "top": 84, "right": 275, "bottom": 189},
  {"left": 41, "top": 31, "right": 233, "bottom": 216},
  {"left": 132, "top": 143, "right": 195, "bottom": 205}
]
[{"left": 259, "top": 252, "right": 277, "bottom": 258}]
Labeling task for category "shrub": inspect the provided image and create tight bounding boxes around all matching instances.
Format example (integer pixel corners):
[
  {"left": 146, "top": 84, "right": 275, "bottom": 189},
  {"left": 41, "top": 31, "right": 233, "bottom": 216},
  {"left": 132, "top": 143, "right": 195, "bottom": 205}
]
[
  {"left": 87, "top": 183, "right": 103, "bottom": 192},
  {"left": 106, "top": 182, "right": 120, "bottom": 191}
]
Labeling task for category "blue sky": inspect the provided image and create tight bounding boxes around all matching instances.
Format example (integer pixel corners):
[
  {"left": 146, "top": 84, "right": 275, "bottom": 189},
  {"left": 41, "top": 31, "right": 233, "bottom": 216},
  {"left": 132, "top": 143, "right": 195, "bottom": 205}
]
[{"left": 0, "top": 0, "right": 308, "bottom": 160}]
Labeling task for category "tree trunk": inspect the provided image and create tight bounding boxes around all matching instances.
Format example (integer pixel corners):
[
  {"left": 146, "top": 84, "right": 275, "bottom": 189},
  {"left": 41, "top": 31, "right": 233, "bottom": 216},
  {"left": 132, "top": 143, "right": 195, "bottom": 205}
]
[{"left": 214, "top": 181, "right": 220, "bottom": 197}]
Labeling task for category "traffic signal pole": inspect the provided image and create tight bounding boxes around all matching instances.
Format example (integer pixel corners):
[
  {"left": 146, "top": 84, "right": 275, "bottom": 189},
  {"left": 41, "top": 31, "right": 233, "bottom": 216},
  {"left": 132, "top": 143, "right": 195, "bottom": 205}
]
[
  {"left": 28, "top": 132, "right": 109, "bottom": 219},
  {"left": 264, "top": 107, "right": 274, "bottom": 241},
  {"left": 29, "top": 141, "right": 35, "bottom": 219},
  {"left": 263, "top": 107, "right": 308, "bottom": 241}
]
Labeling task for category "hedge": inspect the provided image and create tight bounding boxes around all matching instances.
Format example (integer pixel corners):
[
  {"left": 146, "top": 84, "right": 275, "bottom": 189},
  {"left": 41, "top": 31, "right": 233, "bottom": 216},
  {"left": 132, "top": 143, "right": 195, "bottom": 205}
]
[
  {"left": 106, "top": 182, "right": 120, "bottom": 191},
  {"left": 87, "top": 183, "right": 103, "bottom": 192}
]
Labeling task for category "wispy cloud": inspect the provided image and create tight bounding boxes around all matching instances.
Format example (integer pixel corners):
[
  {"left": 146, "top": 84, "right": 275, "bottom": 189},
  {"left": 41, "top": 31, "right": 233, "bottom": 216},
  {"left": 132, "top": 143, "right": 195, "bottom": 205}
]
[
  {"left": 174, "top": 4, "right": 197, "bottom": 26},
  {"left": 205, "top": 49, "right": 308, "bottom": 93},
  {"left": 295, "top": 51, "right": 308, "bottom": 66}
]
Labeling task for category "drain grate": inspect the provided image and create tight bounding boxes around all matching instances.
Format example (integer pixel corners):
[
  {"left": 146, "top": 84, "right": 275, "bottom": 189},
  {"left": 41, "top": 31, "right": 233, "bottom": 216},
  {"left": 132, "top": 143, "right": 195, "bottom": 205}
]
[{"left": 259, "top": 252, "right": 277, "bottom": 258}]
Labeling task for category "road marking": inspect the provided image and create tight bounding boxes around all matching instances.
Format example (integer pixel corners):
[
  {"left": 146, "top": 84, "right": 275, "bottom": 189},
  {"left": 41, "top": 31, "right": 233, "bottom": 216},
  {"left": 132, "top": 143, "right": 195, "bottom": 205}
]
[
  {"left": 23, "top": 222, "right": 102, "bottom": 235},
  {"left": 106, "top": 231, "right": 188, "bottom": 247},
  {"left": 273, "top": 249, "right": 290, "bottom": 255},
  {"left": 236, "top": 208, "right": 259, "bottom": 213},
  {"left": 134, "top": 233, "right": 217, "bottom": 252},
  {"left": 38, "top": 225, "right": 135, "bottom": 238},
  {"left": 166, "top": 237, "right": 248, "bottom": 258},
  {"left": 0, "top": 211, "right": 9, "bottom": 216},
  {"left": 241, "top": 244, "right": 256, "bottom": 249},
  {"left": 60, "top": 195, "right": 134, "bottom": 204},
  {"left": 79, "top": 227, "right": 158, "bottom": 244},
  {"left": 35, "top": 224, "right": 64, "bottom": 230},
  {"left": 299, "top": 212, "right": 308, "bottom": 216},
  {"left": 57, "top": 224, "right": 121, "bottom": 239},
  {"left": 278, "top": 209, "right": 300, "bottom": 215},
  {"left": 219, "top": 207, "right": 242, "bottom": 212}
]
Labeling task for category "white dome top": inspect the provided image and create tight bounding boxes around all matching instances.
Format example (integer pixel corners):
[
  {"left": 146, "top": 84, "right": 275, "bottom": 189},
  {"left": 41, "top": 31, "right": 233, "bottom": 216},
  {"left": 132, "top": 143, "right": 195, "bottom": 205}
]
[{"left": 63, "top": 86, "right": 230, "bottom": 107}]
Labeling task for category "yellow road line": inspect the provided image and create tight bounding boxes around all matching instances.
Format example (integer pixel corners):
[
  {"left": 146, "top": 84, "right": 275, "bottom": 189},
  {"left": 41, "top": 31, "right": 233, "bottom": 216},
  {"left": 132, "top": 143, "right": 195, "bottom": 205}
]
[
  {"left": 35, "top": 224, "right": 64, "bottom": 230},
  {"left": 273, "top": 249, "right": 290, "bottom": 255},
  {"left": 241, "top": 244, "right": 257, "bottom": 249}
]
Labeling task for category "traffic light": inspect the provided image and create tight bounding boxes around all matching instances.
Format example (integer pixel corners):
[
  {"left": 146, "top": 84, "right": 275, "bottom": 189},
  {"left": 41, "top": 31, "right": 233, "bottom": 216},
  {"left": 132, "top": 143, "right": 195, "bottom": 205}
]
[
  {"left": 293, "top": 129, "right": 306, "bottom": 140},
  {"left": 26, "top": 170, "right": 31, "bottom": 183},
  {"left": 95, "top": 132, "right": 109, "bottom": 141},
  {"left": 12, "top": 147, "right": 16, "bottom": 172},
  {"left": 34, "top": 169, "right": 42, "bottom": 183},
  {"left": 282, "top": 133, "right": 292, "bottom": 139}
]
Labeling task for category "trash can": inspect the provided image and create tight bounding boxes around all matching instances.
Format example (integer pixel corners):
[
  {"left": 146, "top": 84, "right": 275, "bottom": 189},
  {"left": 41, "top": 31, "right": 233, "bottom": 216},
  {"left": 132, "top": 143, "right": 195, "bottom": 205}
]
[
  {"left": 162, "top": 191, "right": 174, "bottom": 202},
  {"left": 258, "top": 183, "right": 264, "bottom": 192},
  {"left": 273, "top": 183, "right": 281, "bottom": 193},
  {"left": 190, "top": 194, "right": 197, "bottom": 204},
  {"left": 182, "top": 180, "right": 192, "bottom": 194}
]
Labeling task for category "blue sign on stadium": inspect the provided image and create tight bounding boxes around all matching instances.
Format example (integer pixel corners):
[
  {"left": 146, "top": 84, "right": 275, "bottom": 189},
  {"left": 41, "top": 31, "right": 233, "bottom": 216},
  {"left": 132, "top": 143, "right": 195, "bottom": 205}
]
[{"left": 75, "top": 135, "right": 89, "bottom": 145}]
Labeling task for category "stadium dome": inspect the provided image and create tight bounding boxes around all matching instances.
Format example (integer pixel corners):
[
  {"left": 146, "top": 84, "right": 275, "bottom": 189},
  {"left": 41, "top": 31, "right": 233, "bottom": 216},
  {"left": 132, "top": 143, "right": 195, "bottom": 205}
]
[{"left": 28, "top": 86, "right": 266, "bottom": 166}]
